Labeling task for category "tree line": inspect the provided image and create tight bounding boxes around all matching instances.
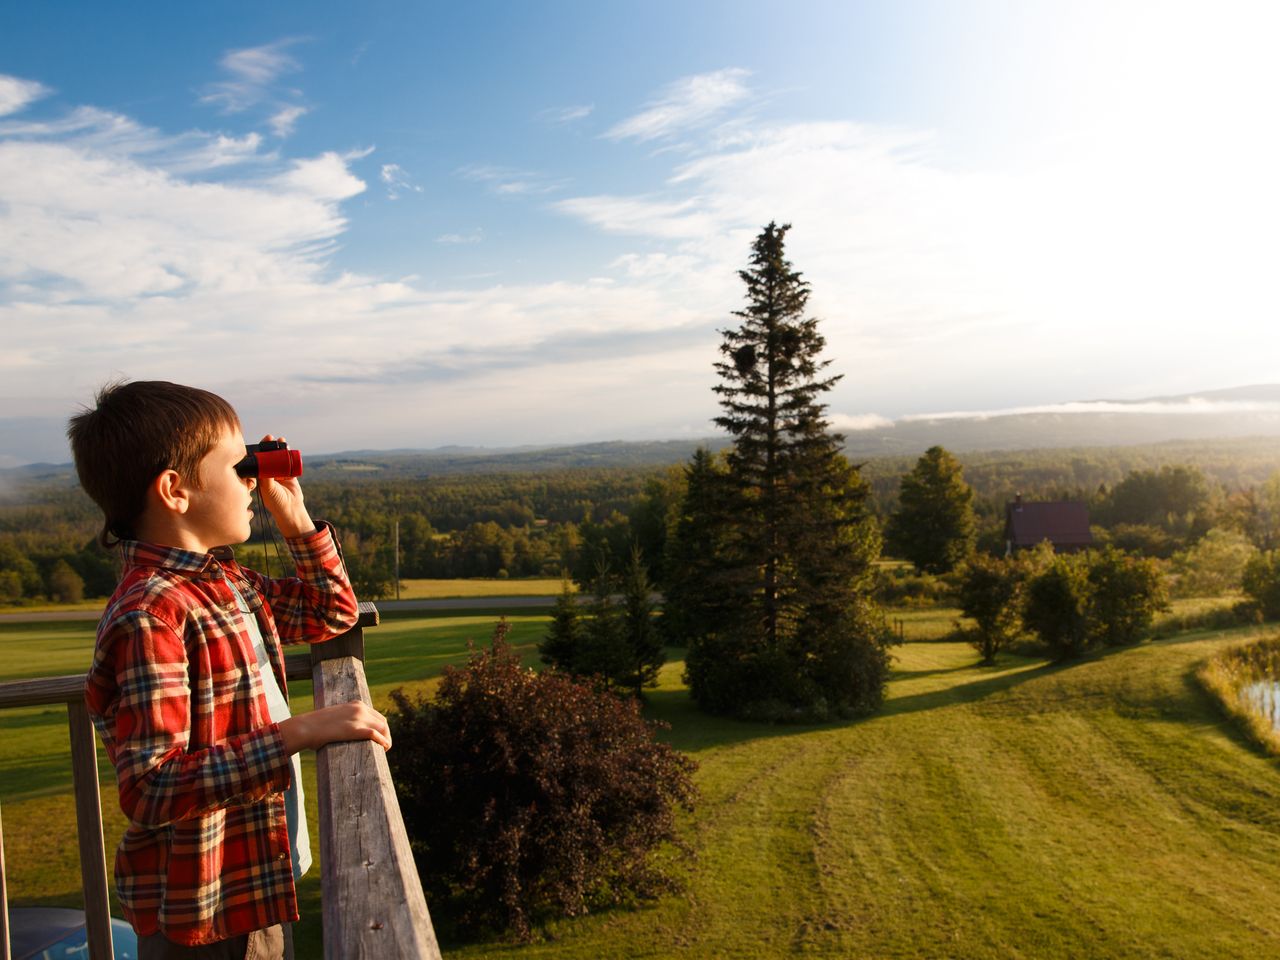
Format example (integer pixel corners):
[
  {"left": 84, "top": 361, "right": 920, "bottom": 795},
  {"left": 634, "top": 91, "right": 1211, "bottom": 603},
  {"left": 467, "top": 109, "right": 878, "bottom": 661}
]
[{"left": 8, "top": 438, "right": 1280, "bottom": 605}]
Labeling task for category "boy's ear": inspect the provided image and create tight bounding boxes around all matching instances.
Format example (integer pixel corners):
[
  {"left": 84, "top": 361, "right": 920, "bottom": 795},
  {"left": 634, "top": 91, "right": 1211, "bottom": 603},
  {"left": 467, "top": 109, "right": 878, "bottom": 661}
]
[{"left": 150, "top": 469, "right": 191, "bottom": 516}]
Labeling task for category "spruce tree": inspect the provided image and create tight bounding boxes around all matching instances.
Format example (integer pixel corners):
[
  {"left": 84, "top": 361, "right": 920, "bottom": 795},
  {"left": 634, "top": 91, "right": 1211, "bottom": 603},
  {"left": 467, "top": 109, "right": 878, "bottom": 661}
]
[
  {"left": 678, "top": 221, "right": 888, "bottom": 720},
  {"left": 886, "top": 445, "right": 976, "bottom": 574},
  {"left": 662, "top": 447, "right": 732, "bottom": 650},
  {"left": 619, "top": 544, "right": 665, "bottom": 696},
  {"left": 539, "top": 577, "right": 581, "bottom": 671}
]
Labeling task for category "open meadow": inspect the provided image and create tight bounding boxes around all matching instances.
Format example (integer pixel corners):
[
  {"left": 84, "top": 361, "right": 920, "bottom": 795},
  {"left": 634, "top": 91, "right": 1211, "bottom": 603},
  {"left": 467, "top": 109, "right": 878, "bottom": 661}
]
[{"left": 3, "top": 607, "right": 1280, "bottom": 958}]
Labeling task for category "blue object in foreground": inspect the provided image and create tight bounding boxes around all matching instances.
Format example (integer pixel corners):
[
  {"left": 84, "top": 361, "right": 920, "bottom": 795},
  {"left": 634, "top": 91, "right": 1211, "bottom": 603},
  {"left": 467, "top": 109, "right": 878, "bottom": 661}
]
[{"left": 8, "top": 907, "right": 138, "bottom": 960}]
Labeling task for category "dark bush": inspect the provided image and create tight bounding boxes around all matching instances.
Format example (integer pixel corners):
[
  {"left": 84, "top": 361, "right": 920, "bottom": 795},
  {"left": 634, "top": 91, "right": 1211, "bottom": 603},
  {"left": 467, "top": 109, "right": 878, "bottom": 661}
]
[
  {"left": 1243, "top": 550, "right": 1280, "bottom": 620},
  {"left": 956, "top": 554, "right": 1023, "bottom": 664},
  {"left": 386, "top": 621, "right": 697, "bottom": 941},
  {"left": 1023, "top": 554, "right": 1091, "bottom": 660},
  {"left": 872, "top": 565, "right": 955, "bottom": 607},
  {"left": 1085, "top": 546, "right": 1168, "bottom": 646}
]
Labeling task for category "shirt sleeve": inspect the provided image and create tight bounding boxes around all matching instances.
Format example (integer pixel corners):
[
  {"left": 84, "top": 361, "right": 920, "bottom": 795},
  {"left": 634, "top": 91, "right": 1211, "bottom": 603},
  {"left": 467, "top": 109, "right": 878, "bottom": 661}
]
[
  {"left": 102, "top": 609, "right": 293, "bottom": 830},
  {"left": 243, "top": 520, "right": 360, "bottom": 646}
]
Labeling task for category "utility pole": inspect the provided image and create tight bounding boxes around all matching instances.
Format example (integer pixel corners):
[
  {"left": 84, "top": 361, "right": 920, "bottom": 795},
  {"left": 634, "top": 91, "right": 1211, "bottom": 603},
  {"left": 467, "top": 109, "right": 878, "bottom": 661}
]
[{"left": 393, "top": 517, "right": 401, "bottom": 600}]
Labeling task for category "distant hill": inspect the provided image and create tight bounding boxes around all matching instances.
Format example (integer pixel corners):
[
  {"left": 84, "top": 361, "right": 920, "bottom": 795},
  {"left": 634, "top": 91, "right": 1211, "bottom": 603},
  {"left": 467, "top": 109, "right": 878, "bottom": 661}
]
[
  {"left": 304, "top": 384, "right": 1280, "bottom": 476},
  {"left": 6, "top": 385, "right": 1280, "bottom": 482},
  {"left": 830, "top": 383, "right": 1280, "bottom": 458}
]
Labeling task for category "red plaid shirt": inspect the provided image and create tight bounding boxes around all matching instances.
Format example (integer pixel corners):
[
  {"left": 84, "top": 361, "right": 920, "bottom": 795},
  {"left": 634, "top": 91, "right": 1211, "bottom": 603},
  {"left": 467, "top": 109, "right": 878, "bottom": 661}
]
[{"left": 84, "top": 523, "right": 357, "bottom": 946}]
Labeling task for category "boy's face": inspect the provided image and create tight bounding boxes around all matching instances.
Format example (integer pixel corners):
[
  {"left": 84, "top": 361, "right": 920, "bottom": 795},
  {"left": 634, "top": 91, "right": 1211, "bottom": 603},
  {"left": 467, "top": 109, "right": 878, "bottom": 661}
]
[{"left": 184, "top": 424, "right": 256, "bottom": 552}]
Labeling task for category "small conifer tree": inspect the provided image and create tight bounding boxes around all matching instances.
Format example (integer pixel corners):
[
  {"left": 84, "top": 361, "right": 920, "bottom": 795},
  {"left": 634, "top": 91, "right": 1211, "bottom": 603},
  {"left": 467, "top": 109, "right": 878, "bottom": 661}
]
[
  {"left": 538, "top": 577, "right": 581, "bottom": 671},
  {"left": 886, "top": 445, "right": 976, "bottom": 574},
  {"left": 619, "top": 543, "right": 665, "bottom": 696}
]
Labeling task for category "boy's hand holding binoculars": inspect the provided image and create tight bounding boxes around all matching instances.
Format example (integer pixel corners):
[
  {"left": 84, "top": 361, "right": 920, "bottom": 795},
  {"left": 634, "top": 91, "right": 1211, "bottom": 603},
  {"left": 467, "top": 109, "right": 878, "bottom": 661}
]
[{"left": 237, "top": 435, "right": 316, "bottom": 539}]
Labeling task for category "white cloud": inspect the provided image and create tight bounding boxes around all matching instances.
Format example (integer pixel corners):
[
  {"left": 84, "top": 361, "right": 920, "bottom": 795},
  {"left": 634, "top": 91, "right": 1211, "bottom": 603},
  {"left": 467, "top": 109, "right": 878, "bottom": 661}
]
[
  {"left": 540, "top": 104, "right": 593, "bottom": 124},
  {"left": 902, "top": 399, "right": 1280, "bottom": 422},
  {"left": 277, "top": 152, "right": 367, "bottom": 201},
  {"left": 436, "top": 230, "right": 483, "bottom": 245},
  {"left": 0, "top": 75, "right": 50, "bottom": 117},
  {"left": 268, "top": 105, "right": 308, "bottom": 137},
  {"left": 202, "top": 40, "right": 303, "bottom": 113},
  {"left": 380, "top": 162, "right": 422, "bottom": 199},
  {"left": 829, "top": 413, "right": 894, "bottom": 431},
  {"left": 0, "top": 105, "right": 277, "bottom": 175},
  {"left": 459, "top": 164, "right": 564, "bottom": 196},
  {"left": 605, "top": 68, "right": 751, "bottom": 142},
  {"left": 0, "top": 95, "right": 722, "bottom": 457}
]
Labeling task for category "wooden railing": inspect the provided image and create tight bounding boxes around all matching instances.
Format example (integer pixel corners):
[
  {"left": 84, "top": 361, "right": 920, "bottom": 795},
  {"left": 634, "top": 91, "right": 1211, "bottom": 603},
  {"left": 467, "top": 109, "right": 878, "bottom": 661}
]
[{"left": 0, "top": 602, "right": 441, "bottom": 960}]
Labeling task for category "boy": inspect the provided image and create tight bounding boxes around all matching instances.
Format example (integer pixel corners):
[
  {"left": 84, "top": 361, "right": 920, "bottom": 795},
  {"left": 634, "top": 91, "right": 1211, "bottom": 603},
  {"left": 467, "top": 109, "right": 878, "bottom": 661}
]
[{"left": 70, "top": 380, "right": 391, "bottom": 960}]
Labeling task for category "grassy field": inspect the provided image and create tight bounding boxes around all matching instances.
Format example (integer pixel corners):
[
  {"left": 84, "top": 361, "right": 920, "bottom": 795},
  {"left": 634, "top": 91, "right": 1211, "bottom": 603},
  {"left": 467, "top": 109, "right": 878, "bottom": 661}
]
[
  {"left": 3, "top": 609, "right": 1280, "bottom": 958},
  {"left": 395, "top": 578, "right": 568, "bottom": 599}
]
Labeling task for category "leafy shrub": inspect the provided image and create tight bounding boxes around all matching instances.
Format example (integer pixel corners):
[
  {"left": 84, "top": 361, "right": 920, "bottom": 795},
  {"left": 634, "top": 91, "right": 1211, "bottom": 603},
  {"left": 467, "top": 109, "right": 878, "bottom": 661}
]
[
  {"left": 1104, "top": 523, "right": 1181, "bottom": 559},
  {"left": 956, "top": 554, "right": 1023, "bottom": 664},
  {"left": 1023, "top": 554, "right": 1091, "bottom": 660},
  {"left": 1243, "top": 550, "right": 1280, "bottom": 620},
  {"left": 872, "top": 565, "right": 955, "bottom": 607},
  {"left": 1022, "top": 548, "right": 1170, "bottom": 658},
  {"left": 387, "top": 621, "right": 697, "bottom": 941},
  {"left": 1085, "top": 546, "right": 1169, "bottom": 647},
  {"left": 1170, "top": 527, "right": 1257, "bottom": 598}
]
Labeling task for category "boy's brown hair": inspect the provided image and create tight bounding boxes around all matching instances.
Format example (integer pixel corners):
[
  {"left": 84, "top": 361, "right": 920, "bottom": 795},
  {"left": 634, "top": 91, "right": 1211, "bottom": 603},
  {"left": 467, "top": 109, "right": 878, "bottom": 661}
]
[{"left": 67, "top": 381, "right": 241, "bottom": 547}]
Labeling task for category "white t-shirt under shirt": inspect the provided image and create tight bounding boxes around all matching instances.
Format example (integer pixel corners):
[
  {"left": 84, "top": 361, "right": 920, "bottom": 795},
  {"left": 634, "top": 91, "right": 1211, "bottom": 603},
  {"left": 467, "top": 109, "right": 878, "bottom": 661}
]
[{"left": 228, "top": 581, "right": 312, "bottom": 881}]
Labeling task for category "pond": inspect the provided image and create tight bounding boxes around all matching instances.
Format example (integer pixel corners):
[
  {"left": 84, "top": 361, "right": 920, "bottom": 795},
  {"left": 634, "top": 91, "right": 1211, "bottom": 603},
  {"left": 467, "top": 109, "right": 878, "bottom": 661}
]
[{"left": 1241, "top": 680, "right": 1280, "bottom": 730}]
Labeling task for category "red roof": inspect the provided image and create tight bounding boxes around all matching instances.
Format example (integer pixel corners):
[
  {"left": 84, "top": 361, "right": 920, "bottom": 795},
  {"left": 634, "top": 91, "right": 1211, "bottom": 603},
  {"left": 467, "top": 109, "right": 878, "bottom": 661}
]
[{"left": 1005, "top": 500, "right": 1093, "bottom": 549}]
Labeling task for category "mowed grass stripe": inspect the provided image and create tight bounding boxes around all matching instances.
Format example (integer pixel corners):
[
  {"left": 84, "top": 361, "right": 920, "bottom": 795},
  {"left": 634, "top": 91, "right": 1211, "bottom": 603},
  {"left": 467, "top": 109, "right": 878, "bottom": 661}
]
[{"left": 4, "top": 614, "right": 1280, "bottom": 957}]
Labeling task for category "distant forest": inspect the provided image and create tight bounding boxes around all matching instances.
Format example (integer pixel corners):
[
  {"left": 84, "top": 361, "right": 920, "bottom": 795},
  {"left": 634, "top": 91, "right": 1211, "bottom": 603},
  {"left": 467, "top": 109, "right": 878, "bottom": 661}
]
[{"left": 5, "top": 435, "right": 1280, "bottom": 602}]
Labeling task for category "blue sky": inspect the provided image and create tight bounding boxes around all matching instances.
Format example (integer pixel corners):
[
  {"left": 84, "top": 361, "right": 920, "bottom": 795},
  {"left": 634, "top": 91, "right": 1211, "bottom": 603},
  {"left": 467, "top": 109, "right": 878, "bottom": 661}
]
[{"left": 2, "top": 1, "right": 1278, "bottom": 465}]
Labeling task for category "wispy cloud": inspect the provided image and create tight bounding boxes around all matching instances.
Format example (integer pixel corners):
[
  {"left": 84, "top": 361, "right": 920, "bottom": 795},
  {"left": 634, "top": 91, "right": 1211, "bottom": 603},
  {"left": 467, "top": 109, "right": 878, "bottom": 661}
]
[
  {"left": 201, "top": 39, "right": 304, "bottom": 113},
  {"left": 539, "top": 103, "right": 593, "bottom": 124},
  {"left": 380, "top": 162, "right": 422, "bottom": 200},
  {"left": 0, "top": 75, "right": 50, "bottom": 117},
  {"left": 0, "top": 102, "right": 278, "bottom": 174},
  {"left": 436, "top": 229, "right": 483, "bottom": 245},
  {"left": 458, "top": 163, "right": 565, "bottom": 196},
  {"left": 605, "top": 68, "right": 751, "bottom": 142},
  {"left": 268, "top": 105, "right": 308, "bottom": 137},
  {"left": 902, "top": 399, "right": 1280, "bottom": 422},
  {"left": 829, "top": 413, "right": 894, "bottom": 432},
  {"left": 0, "top": 85, "right": 721, "bottom": 456}
]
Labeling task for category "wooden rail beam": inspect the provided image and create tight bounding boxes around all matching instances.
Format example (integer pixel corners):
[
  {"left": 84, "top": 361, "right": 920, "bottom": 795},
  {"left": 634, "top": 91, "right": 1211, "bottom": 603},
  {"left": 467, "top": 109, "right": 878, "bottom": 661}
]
[{"left": 309, "top": 612, "right": 441, "bottom": 960}]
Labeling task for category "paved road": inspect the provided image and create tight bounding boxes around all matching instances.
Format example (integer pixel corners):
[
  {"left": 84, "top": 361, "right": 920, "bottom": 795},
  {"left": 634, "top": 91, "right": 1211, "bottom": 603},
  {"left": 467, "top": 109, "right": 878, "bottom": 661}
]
[{"left": 0, "top": 595, "right": 567, "bottom": 624}]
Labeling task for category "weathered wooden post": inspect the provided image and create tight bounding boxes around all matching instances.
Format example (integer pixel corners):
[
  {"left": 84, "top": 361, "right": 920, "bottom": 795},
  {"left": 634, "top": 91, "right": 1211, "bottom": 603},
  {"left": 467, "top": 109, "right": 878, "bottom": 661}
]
[
  {"left": 305, "top": 603, "right": 441, "bottom": 959},
  {"left": 0, "top": 673, "right": 114, "bottom": 960},
  {"left": 67, "top": 701, "right": 113, "bottom": 960}
]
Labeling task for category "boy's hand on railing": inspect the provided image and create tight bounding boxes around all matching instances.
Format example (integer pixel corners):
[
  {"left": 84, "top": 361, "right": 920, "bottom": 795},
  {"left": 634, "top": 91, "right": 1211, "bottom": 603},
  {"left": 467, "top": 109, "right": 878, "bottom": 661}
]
[
  {"left": 279, "top": 702, "right": 392, "bottom": 753},
  {"left": 255, "top": 433, "right": 317, "bottom": 539}
]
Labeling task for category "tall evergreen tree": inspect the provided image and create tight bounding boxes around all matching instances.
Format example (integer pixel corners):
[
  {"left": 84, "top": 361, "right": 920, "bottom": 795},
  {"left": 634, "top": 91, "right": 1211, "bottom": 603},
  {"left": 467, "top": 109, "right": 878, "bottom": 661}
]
[
  {"left": 885, "top": 445, "right": 976, "bottom": 574},
  {"left": 677, "top": 222, "right": 888, "bottom": 720}
]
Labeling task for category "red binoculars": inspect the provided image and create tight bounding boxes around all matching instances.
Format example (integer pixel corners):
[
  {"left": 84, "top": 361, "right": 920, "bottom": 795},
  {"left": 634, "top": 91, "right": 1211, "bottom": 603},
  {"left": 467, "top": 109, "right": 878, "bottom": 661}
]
[{"left": 235, "top": 440, "right": 303, "bottom": 479}]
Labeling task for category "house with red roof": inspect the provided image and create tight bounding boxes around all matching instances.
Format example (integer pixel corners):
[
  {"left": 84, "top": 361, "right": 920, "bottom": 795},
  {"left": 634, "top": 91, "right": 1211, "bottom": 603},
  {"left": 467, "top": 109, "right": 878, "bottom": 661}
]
[{"left": 1004, "top": 495, "right": 1093, "bottom": 555}]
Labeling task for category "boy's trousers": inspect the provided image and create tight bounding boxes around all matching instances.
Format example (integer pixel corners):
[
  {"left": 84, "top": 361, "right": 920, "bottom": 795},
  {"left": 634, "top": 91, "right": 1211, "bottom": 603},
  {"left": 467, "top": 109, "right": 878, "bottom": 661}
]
[{"left": 138, "top": 922, "right": 291, "bottom": 960}]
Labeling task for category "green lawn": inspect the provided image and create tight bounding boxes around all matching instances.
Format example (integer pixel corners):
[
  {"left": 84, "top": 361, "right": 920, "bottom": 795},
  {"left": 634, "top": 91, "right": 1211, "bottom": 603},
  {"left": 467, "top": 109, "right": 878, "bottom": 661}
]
[
  {"left": 3, "top": 611, "right": 1280, "bottom": 958},
  {"left": 395, "top": 578, "right": 568, "bottom": 600}
]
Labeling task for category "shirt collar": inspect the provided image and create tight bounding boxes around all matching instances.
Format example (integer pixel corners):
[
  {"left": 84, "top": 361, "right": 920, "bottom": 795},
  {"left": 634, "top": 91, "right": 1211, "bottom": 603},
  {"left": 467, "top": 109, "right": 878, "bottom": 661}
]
[{"left": 119, "top": 540, "right": 237, "bottom": 579}]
